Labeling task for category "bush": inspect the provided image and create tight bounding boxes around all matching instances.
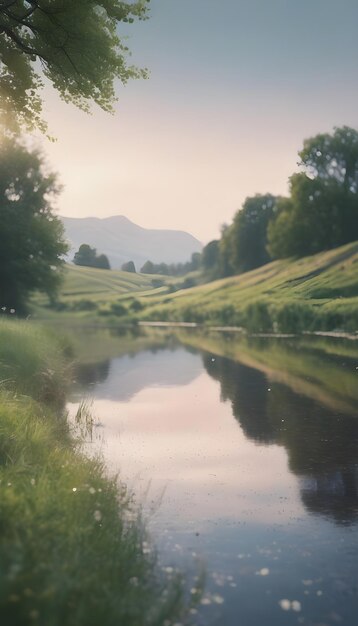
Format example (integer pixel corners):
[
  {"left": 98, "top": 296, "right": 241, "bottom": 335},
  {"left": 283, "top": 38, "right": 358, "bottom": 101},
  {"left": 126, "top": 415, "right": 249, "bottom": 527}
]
[
  {"left": 274, "top": 302, "right": 315, "bottom": 333},
  {"left": 244, "top": 301, "right": 273, "bottom": 333},
  {"left": 71, "top": 299, "right": 98, "bottom": 311},
  {"left": 129, "top": 299, "right": 144, "bottom": 312},
  {"left": 110, "top": 302, "right": 128, "bottom": 316},
  {"left": 151, "top": 278, "right": 164, "bottom": 288}
]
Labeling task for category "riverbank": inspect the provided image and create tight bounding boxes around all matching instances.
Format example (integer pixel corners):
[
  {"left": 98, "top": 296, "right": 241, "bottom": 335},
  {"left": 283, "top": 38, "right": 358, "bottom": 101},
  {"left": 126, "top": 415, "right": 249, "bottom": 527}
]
[
  {"left": 31, "top": 241, "right": 358, "bottom": 334},
  {"left": 136, "top": 242, "right": 358, "bottom": 333},
  {"left": 0, "top": 319, "right": 191, "bottom": 626}
]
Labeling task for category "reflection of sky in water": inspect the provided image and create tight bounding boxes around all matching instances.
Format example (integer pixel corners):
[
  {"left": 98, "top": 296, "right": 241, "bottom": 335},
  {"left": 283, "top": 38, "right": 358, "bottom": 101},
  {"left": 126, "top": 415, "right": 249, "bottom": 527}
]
[
  {"left": 67, "top": 343, "right": 358, "bottom": 626},
  {"left": 69, "top": 350, "right": 299, "bottom": 525},
  {"left": 72, "top": 348, "right": 202, "bottom": 401}
]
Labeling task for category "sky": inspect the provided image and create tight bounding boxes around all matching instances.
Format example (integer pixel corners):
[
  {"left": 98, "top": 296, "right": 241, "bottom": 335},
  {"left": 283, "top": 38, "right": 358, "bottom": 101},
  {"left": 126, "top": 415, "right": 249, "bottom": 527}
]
[{"left": 38, "top": 0, "right": 358, "bottom": 243}]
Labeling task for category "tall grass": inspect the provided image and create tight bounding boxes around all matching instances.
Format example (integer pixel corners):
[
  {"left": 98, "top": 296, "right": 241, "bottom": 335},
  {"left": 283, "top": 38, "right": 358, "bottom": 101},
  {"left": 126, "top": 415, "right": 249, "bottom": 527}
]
[
  {"left": 0, "top": 319, "right": 71, "bottom": 405},
  {"left": 0, "top": 320, "right": 194, "bottom": 625}
]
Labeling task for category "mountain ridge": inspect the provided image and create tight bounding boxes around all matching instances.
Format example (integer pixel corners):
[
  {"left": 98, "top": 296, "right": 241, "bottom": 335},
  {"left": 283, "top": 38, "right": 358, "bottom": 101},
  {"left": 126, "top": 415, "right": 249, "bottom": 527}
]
[{"left": 61, "top": 215, "right": 202, "bottom": 270}]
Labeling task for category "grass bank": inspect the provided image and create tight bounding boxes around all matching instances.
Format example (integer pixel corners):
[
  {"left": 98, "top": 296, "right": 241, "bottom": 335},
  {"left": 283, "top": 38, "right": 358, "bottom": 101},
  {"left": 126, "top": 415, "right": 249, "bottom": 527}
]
[
  {"left": 31, "top": 243, "right": 358, "bottom": 334},
  {"left": 0, "top": 319, "right": 193, "bottom": 626},
  {"left": 136, "top": 242, "right": 358, "bottom": 333}
]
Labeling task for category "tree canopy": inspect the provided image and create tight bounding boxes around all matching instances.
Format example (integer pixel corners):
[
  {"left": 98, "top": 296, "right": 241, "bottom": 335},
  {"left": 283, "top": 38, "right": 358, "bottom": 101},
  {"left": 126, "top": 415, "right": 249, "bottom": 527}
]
[
  {"left": 268, "top": 127, "right": 358, "bottom": 258},
  {"left": 121, "top": 260, "right": 136, "bottom": 273},
  {"left": 0, "top": 0, "right": 149, "bottom": 133},
  {"left": 0, "top": 135, "right": 67, "bottom": 312},
  {"left": 226, "top": 194, "right": 277, "bottom": 273},
  {"left": 73, "top": 244, "right": 110, "bottom": 270},
  {"left": 299, "top": 126, "right": 358, "bottom": 193}
]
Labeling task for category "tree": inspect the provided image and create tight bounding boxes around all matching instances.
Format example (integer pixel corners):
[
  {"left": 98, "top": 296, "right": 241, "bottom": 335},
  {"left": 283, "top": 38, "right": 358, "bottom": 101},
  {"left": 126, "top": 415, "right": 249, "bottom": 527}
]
[
  {"left": 0, "top": 1, "right": 149, "bottom": 133},
  {"left": 0, "top": 135, "right": 67, "bottom": 312},
  {"left": 228, "top": 194, "right": 277, "bottom": 273},
  {"left": 190, "top": 252, "right": 201, "bottom": 271},
  {"left": 201, "top": 240, "right": 220, "bottom": 273},
  {"left": 140, "top": 260, "right": 154, "bottom": 274},
  {"left": 299, "top": 126, "right": 358, "bottom": 193},
  {"left": 268, "top": 127, "right": 358, "bottom": 259},
  {"left": 73, "top": 244, "right": 110, "bottom": 269},
  {"left": 73, "top": 244, "right": 97, "bottom": 267},
  {"left": 121, "top": 260, "right": 136, "bottom": 273},
  {"left": 95, "top": 253, "right": 110, "bottom": 270}
]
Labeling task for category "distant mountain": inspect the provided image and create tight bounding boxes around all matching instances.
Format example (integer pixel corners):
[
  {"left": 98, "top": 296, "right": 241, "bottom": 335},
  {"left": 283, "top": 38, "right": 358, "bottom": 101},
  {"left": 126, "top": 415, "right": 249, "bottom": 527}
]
[{"left": 61, "top": 215, "right": 202, "bottom": 270}]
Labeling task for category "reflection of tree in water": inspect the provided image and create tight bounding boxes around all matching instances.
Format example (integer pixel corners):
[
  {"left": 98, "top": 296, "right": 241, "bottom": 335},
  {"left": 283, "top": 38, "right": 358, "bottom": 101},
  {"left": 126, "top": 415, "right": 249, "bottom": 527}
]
[
  {"left": 75, "top": 360, "right": 111, "bottom": 388},
  {"left": 269, "top": 386, "right": 358, "bottom": 525},
  {"left": 203, "top": 354, "right": 276, "bottom": 444},
  {"left": 202, "top": 352, "right": 358, "bottom": 525}
]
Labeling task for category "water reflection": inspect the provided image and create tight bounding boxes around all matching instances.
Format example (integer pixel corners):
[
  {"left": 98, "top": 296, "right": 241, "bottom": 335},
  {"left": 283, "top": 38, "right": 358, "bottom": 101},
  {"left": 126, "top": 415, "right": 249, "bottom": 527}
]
[
  {"left": 202, "top": 352, "right": 358, "bottom": 525},
  {"left": 67, "top": 328, "right": 358, "bottom": 626},
  {"left": 203, "top": 354, "right": 276, "bottom": 444},
  {"left": 73, "top": 348, "right": 202, "bottom": 401},
  {"left": 75, "top": 360, "right": 111, "bottom": 387}
]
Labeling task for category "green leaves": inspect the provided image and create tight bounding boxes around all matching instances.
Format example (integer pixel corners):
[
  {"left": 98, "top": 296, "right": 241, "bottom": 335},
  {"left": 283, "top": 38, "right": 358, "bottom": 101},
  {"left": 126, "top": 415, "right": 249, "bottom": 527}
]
[
  {"left": 0, "top": 136, "right": 68, "bottom": 312},
  {"left": 0, "top": 1, "right": 149, "bottom": 133}
]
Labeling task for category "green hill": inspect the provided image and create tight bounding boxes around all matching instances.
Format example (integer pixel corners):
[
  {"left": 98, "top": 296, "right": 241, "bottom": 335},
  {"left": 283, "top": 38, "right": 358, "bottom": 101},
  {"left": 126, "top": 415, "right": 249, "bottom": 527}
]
[
  {"left": 32, "top": 263, "right": 167, "bottom": 318},
  {"left": 136, "top": 242, "right": 358, "bottom": 333}
]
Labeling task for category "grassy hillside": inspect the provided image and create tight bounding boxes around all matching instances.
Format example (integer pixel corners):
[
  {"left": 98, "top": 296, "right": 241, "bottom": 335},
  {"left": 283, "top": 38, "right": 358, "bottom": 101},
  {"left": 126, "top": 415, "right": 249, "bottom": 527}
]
[
  {"left": 32, "top": 243, "right": 358, "bottom": 332},
  {"left": 32, "top": 263, "right": 169, "bottom": 319},
  {"left": 136, "top": 241, "right": 358, "bottom": 332}
]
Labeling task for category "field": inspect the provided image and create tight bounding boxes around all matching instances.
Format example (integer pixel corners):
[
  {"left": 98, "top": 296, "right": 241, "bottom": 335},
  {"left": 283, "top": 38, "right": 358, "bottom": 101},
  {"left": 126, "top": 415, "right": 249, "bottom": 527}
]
[
  {"left": 32, "top": 242, "right": 358, "bottom": 333},
  {"left": 31, "top": 263, "right": 170, "bottom": 320}
]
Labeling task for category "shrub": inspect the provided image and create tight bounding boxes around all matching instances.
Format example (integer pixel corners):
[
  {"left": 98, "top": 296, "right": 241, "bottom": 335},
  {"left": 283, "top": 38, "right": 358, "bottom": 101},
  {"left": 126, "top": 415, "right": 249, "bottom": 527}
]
[
  {"left": 129, "top": 299, "right": 144, "bottom": 312},
  {"left": 110, "top": 302, "right": 127, "bottom": 317},
  {"left": 274, "top": 302, "right": 315, "bottom": 333},
  {"left": 243, "top": 301, "right": 273, "bottom": 333},
  {"left": 71, "top": 299, "right": 98, "bottom": 311}
]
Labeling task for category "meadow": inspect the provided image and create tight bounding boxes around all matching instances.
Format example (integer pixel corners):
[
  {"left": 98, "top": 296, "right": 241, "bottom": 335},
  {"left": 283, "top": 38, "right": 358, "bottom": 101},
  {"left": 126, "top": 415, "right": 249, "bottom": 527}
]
[
  {"left": 134, "top": 241, "right": 358, "bottom": 333},
  {"left": 31, "top": 241, "right": 358, "bottom": 334}
]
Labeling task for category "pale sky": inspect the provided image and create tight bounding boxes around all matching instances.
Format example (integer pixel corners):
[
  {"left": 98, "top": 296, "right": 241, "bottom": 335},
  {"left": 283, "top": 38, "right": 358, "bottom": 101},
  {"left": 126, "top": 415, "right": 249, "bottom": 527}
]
[{"left": 37, "top": 0, "right": 358, "bottom": 243}]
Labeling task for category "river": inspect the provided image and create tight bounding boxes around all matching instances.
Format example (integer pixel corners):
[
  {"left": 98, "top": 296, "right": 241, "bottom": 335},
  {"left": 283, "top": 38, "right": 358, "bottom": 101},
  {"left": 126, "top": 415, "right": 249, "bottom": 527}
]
[{"left": 66, "top": 327, "right": 358, "bottom": 626}]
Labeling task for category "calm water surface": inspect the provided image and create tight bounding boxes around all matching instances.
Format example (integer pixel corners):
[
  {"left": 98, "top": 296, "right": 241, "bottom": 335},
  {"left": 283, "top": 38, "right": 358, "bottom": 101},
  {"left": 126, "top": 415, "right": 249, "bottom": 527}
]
[{"left": 67, "top": 329, "right": 358, "bottom": 626}]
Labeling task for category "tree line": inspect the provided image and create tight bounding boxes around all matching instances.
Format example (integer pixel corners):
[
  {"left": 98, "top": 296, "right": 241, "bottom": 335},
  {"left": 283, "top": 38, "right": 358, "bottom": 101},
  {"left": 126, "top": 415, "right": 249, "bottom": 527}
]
[{"left": 200, "top": 126, "right": 358, "bottom": 279}]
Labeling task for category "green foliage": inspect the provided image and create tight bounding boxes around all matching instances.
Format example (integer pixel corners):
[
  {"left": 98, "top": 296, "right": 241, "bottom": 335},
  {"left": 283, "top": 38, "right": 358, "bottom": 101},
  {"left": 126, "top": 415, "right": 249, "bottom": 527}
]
[
  {"left": 268, "top": 127, "right": 358, "bottom": 259},
  {"left": 228, "top": 194, "right": 277, "bottom": 273},
  {"left": 201, "top": 196, "right": 277, "bottom": 280},
  {"left": 122, "top": 260, "right": 136, "bottom": 273},
  {"left": 134, "top": 242, "right": 358, "bottom": 333},
  {"left": 0, "top": 0, "right": 149, "bottom": 133},
  {"left": 141, "top": 260, "right": 155, "bottom": 274},
  {"left": 110, "top": 301, "right": 127, "bottom": 316},
  {"left": 71, "top": 299, "right": 98, "bottom": 311},
  {"left": 140, "top": 256, "right": 201, "bottom": 276},
  {"left": 151, "top": 278, "right": 165, "bottom": 288},
  {"left": 273, "top": 302, "right": 315, "bottom": 333},
  {"left": 129, "top": 298, "right": 144, "bottom": 312},
  {"left": 73, "top": 244, "right": 110, "bottom": 270},
  {"left": 201, "top": 239, "right": 220, "bottom": 277},
  {"left": 0, "top": 136, "right": 67, "bottom": 313},
  {"left": 95, "top": 253, "right": 111, "bottom": 270},
  {"left": 299, "top": 125, "right": 358, "bottom": 193},
  {"left": 243, "top": 300, "right": 273, "bottom": 333},
  {"left": 0, "top": 318, "right": 70, "bottom": 404}
]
